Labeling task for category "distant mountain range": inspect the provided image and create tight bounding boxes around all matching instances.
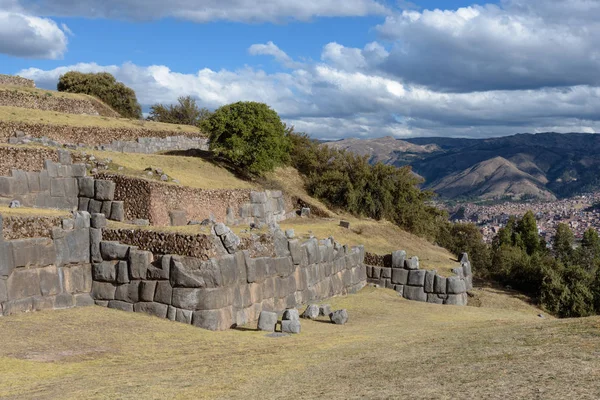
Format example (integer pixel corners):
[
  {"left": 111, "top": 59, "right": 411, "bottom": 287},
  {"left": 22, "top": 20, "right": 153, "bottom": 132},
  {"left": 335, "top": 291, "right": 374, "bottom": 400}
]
[{"left": 326, "top": 133, "right": 600, "bottom": 201}]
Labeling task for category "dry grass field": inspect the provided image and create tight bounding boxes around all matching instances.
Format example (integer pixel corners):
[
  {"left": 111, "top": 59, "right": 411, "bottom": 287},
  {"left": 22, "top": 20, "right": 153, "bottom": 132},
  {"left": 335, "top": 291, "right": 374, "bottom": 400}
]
[
  {"left": 0, "top": 205, "right": 70, "bottom": 218},
  {"left": 0, "top": 106, "right": 200, "bottom": 134},
  {"left": 0, "top": 287, "right": 598, "bottom": 399}
]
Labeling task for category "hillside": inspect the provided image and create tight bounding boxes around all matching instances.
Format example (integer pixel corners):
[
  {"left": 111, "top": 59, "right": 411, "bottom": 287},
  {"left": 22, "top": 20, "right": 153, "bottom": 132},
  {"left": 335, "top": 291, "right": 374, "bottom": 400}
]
[
  {"left": 325, "top": 136, "right": 440, "bottom": 165},
  {"left": 429, "top": 156, "right": 556, "bottom": 201},
  {"left": 331, "top": 132, "right": 600, "bottom": 201}
]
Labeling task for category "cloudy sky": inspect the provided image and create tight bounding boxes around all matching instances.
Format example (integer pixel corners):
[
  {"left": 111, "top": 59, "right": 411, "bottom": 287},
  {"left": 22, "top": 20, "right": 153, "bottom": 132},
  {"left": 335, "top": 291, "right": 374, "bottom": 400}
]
[{"left": 1, "top": 0, "right": 599, "bottom": 139}]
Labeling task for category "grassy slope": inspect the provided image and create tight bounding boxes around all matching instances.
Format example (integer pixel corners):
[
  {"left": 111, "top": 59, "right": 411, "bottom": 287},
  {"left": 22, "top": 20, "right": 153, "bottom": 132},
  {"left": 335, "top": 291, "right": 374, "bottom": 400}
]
[
  {"left": 0, "top": 288, "right": 598, "bottom": 399},
  {"left": 0, "top": 205, "right": 70, "bottom": 218},
  {"left": 0, "top": 106, "right": 200, "bottom": 134},
  {"left": 0, "top": 85, "right": 98, "bottom": 101},
  {"left": 85, "top": 150, "right": 255, "bottom": 190}
]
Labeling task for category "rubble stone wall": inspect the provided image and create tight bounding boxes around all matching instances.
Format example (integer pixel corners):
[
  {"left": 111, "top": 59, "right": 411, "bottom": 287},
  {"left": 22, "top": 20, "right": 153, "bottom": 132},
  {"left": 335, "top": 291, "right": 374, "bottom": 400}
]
[
  {"left": 98, "top": 136, "right": 209, "bottom": 154},
  {"left": 0, "top": 121, "right": 203, "bottom": 147},
  {"left": 92, "top": 226, "right": 367, "bottom": 330},
  {"left": 1, "top": 215, "right": 65, "bottom": 240},
  {"left": 365, "top": 251, "right": 473, "bottom": 306},
  {"left": 0, "top": 89, "right": 121, "bottom": 117},
  {"left": 0, "top": 146, "right": 59, "bottom": 176},
  {"left": 0, "top": 74, "right": 35, "bottom": 88},
  {"left": 0, "top": 212, "right": 94, "bottom": 316}
]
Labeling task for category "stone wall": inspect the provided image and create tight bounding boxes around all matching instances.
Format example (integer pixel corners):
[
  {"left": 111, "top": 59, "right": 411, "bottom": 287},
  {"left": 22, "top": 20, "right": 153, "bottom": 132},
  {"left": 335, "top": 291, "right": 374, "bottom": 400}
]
[
  {"left": 2, "top": 215, "right": 64, "bottom": 240},
  {"left": 0, "top": 89, "right": 121, "bottom": 117},
  {"left": 0, "top": 146, "right": 59, "bottom": 176},
  {"left": 0, "top": 212, "right": 94, "bottom": 316},
  {"left": 98, "top": 136, "right": 209, "bottom": 154},
  {"left": 91, "top": 224, "right": 366, "bottom": 330},
  {"left": 365, "top": 251, "right": 473, "bottom": 306},
  {"left": 0, "top": 121, "right": 204, "bottom": 147},
  {"left": 0, "top": 74, "right": 35, "bottom": 88},
  {"left": 99, "top": 173, "right": 295, "bottom": 226}
]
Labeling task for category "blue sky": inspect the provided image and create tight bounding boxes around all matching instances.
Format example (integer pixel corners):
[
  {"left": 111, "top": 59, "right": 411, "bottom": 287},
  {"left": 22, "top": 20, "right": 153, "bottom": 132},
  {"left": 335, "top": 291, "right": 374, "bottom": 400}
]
[{"left": 1, "top": 0, "right": 600, "bottom": 139}]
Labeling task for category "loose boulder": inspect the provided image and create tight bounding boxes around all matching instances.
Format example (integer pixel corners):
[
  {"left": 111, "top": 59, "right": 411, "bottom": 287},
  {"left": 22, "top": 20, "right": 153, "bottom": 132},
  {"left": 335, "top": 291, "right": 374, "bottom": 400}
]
[
  {"left": 319, "top": 304, "right": 332, "bottom": 317},
  {"left": 330, "top": 309, "right": 349, "bottom": 325},
  {"left": 281, "top": 320, "right": 301, "bottom": 334},
  {"left": 257, "top": 311, "right": 278, "bottom": 332},
  {"left": 283, "top": 308, "right": 300, "bottom": 322},
  {"left": 301, "top": 304, "right": 320, "bottom": 319}
]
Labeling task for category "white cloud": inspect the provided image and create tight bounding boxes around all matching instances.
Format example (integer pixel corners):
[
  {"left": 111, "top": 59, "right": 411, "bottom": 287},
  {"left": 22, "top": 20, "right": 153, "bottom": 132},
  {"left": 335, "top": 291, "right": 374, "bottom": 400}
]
[
  {"left": 248, "top": 42, "right": 303, "bottom": 69},
  {"left": 375, "top": 0, "right": 600, "bottom": 92},
  {"left": 18, "top": 58, "right": 600, "bottom": 140},
  {"left": 15, "top": 0, "right": 388, "bottom": 23},
  {"left": 0, "top": 9, "right": 68, "bottom": 58}
]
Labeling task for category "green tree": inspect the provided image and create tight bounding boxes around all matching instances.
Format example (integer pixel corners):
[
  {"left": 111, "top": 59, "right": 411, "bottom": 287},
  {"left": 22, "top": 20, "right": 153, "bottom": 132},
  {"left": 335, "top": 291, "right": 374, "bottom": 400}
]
[
  {"left": 202, "top": 101, "right": 291, "bottom": 175},
  {"left": 57, "top": 71, "right": 142, "bottom": 119},
  {"left": 148, "top": 96, "right": 211, "bottom": 126},
  {"left": 516, "top": 211, "right": 541, "bottom": 255},
  {"left": 553, "top": 223, "right": 574, "bottom": 263}
]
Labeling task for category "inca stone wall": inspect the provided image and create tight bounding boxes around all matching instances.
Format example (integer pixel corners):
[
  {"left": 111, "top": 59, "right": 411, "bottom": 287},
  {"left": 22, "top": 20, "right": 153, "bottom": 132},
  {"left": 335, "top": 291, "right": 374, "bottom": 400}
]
[
  {"left": 100, "top": 173, "right": 293, "bottom": 226},
  {"left": 0, "top": 121, "right": 204, "bottom": 147},
  {"left": 91, "top": 224, "right": 367, "bottom": 330},
  {"left": 1, "top": 215, "right": 65, "bottom": 240},
  {"left": 0, "top": 146, "right": 59, "bottom": 176},
  {"left": 0, "top": 212, "right": 94, "bottom": 316},
  {"left": 0, "top": 89, "right": 121, "bottom": 117},
  {"left": 366, "top": 251, "right": 473, "bottom": 306},
  {"left": 0, "top": 74, "right": 35, "bottom": 88},
  {"left": 98, "top": 136, "right": 209, "bottom": 154}
]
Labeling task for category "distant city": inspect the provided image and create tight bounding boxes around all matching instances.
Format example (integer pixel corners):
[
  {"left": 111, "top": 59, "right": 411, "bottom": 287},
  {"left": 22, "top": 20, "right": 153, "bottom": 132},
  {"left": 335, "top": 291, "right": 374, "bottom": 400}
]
[{"left": 441, "top": 193, "right": 600, "bottom": 245}]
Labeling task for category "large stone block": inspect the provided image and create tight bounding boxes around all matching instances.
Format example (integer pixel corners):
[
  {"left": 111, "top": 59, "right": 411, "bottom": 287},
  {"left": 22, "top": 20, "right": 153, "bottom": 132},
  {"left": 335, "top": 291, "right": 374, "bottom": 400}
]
[
  {"left": 172, "top": 287, "right": 233, "bottom": 310},
  {"left": 403, "top": 285, "right": 427, "bottom": 302},
  {"left": 78, "top": 197, "right": 90, "bottom": 212},
  {"left": 192, "top": 307, "right": 233, "bottom": 331},
  {"left": 93, "top": 261, "right": 117, "bottom": 282},
  {"left": 91, "top": 213, "right": 107, "bottom": 229},
  {"left": 55, "top": 293, "right": 75, "bottom": 309},
  {"left": 425, "top": 270, "right": 436, "bottom": 293},
  {"left": 63, "top": 178, "right": 78, "bottom": 198},
  {"left": 391, "top": 267, "right": 409, "bottom": 285},
  {"left": 91, "top": 281, "right": 116, "bottom": 300},
  {"left": 33, "top": 295, "right": 55, "bottom": 311},
  {"left": 427, "top": 293, "right": 445, "bottom": 304},
  {"left": 95, "top": 180, "right": 116, "bottom": 201},
  {"left": 62, "top": 264, "right": 92, "bottom": 294},
  {"left": 147, "top": 256, "right": 170, "bottom": 281},
  {"left": 108, "top": 300, "right": 134, "bottom": 312},
  {"left": 100, "top": 241, "right": 131, "bottom": 260},
  {"left": 381, "top": 267, "right": 392, "bottom": 279},
  {"left": 129, "top": 249, "right": 152, "bottom": 280},
  {"left": 12, "top": 238, "right": 56, "bottom": 268},
  {"left": 274, "top": 257, "right": 294, "bottom": 278},
  {"left": 392, "top": 250, "right": 406, "bottom": 268},
  {"left": 139, "top": 281, "right": 157, "bottom": 302},
  {"left": 0, "top": 242, "right": 15, "bottom": 278},
  {"left": 66, "top": 230, "right": 90, "bottom": 264},
  {"left": 405, "top": 256, "right": 419, "bottom": 270},
  {"left": 39, "top": 265, "right": 61, "bottom": 296},
  {"left": 88, "top": 199, "right": 103, "bottom": 214},
  {"left": 78, "top": 177, "right": 95, "bottom": 198},
  {"left": 167, "top": 305, "right": 176, "bottom": 321},
  {"left": 434, "top": 275, "right": 447, "bottom": 294},
  {"left": 172, "top": 257, "right": 221, "bottom": 288},
  {"left": 371, "top": 267, "right": 381, "bottom": 280},
  {"left": 0, "top": 176, "right": 17, "bottom": 197},
  {"left": 11, "top": 169, "right": 29, "bottom": 195},
  {"left": 134, "top": 302, "right": 169, "bottom": 318},
  {"left": 175, "top": 308, "right": 193, "bottom": 324},
  {"left": 445, "top": 293, "right": 468, "bottom": 306},
  {"left": 110, "top": 201, "right": 124, "bottom": 222},
  {"left": 7, "top": 268, "right": 40, "bottom": 300},
  {"left": 74, "top": 293, "right": 95, "bottom": 307},
  {"left": 246, "top": 257, "right": 269, "bottom": 283},
  {"left": 114, "top": 281, "right": 140, "bottom": 303},
  {"left": 273, "top": 230, "right": 290, "bottom": 258},
  {"left": 330, "top": 309, "right": 349, "bottom": 325},
  {"left": 234, "top": 251, "right": 247, "bottom": 284},
  {"left": 408, "top": 270, "right": 426, "bottom": 286},
  {"left": 281, "top": 320, "right": 301, "bottom": 334},
  {"left": 154, "top": 281, "right": 173, "bottom": 304},
  {"left": 447, "top": 277, "right": 467, "bottom": 294},
  {"left": 90, "top": 228, "right": 102, "bottom": 263},
  {"left": 0, "top": 279, "right": 7, "bottom": 303},
  {"left": 288, "top": 240, "right": 306, "bottom": 265},
  {"left": 257, "top": 310, "right": 278, "bottom": 332},
  {"left": 218, "top": 255, "right": 238, "bottom": 286},
  {"left": 232, "top": 284, "right": 252, "bottom": 310},
  {"left": 50, "top": 178, "right": 66, "bottom": 197},
  {"left": 26, "top": 172, "right": 40, "bottom": 193},
  {"left": 304, "top": 239, "right": 320, "bottom": 265},
  {"left": 2, "top": 297, "right": 33, "bottom": 316}
]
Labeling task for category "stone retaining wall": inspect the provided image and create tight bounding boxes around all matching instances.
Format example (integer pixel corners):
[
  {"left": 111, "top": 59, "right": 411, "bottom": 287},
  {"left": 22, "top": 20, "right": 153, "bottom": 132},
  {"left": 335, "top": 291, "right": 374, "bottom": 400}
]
[
  {"left": 98, "top": 136, "right": 209, "bottom": 154},
  {"left": 99, "top": 173, "right": 293, "bottom": 226},
  {"left": 1, "top": 215, "right": 64, "bottom": 240},
  {"left": 0, "top": 121, "right": 203, "bottom": 147},
  {"left": 0, "top": 146, "right": 59, "bottom": 176},
  {"left": 91, "top": 224, "right": 366, "bottom": 330},
  {"left": 365, "top": 251, "right": 473, "bottom": 306},
  {"left": 0, "top": 212, "right": 94, "bottom": 316},
  {"left": 0, "top": 74, "right": 35, "bottom": 88},
  {"left": 0, "top": 89, "right": 120, "bottom": 117}
]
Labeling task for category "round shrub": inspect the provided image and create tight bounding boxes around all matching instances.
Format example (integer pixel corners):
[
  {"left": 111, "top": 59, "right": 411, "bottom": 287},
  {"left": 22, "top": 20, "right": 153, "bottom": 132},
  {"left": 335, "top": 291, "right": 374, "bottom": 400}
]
[{"left": 202, "top": 101, "right": 291, "bottom": 175}]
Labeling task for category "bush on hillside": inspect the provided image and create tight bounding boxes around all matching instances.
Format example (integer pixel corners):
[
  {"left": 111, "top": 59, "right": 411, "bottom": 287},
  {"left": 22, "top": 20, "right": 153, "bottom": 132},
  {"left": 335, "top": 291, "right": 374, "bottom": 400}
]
[
  {"left": 148, "top": 96, "right": 212, "bottom": 126},
  {"left": 57, "top": 71, "right": 142, "bottom": 119},
  {"left": 289, "top": 132, "right": 444, "bottom": 239},
  {"left": 202, "top": 101, "right": 291, "bottom": 175}
]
